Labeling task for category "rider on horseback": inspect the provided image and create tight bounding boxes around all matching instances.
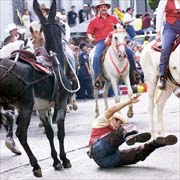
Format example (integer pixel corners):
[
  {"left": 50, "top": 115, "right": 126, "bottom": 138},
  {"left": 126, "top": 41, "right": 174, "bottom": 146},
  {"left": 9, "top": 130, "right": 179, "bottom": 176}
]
[
  {"left": 87, "top": 0, "right": 137, "bottom": 90},
  {"left": 156, "top": 0, "right": 180, "bottom": 89}
]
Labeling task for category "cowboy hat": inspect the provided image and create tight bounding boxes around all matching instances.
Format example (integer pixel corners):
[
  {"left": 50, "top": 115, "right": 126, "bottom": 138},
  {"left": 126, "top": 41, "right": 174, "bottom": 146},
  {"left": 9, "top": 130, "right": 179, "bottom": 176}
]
[
  {"left": 94, "top": 0, "right": 111, "bottom": 9},
  {"left": 5, "top": 23, "right": 17, "bottom": 33},
  {"left": 111, "top": 112, "right": 127, "bottom": 123}
]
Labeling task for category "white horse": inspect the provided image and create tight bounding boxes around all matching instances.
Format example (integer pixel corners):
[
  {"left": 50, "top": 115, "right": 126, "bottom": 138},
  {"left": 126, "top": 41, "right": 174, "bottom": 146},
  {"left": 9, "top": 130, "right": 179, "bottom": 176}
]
[
  {"left": 90, "top": 23, "right": 133, "bottom": 117},
  {"left": 140, "top": 39, "right": 180, "bottom": 137}
]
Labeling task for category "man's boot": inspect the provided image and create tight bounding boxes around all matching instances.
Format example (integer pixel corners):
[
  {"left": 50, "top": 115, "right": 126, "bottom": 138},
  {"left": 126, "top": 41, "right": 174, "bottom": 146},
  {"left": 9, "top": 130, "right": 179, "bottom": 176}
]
[
  {"left": 158, "top": 76, "right": 167, "bottom": 90},
  {"left": 120, "top": 135, "right": 177, "bottom": 165},
  {"left": 126, "top": 132, "right": 151, "bottom": 146}
]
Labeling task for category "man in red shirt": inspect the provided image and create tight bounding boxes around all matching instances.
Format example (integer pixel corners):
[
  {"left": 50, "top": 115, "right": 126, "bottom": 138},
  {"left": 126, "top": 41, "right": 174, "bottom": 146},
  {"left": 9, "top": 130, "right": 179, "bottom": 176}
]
[
  {"left": 156, "top": 0, "right": 180, "bottom": 89},
  {"left": 87, "top": 0, "right": 138, "bottom": 89},
  {"left": 88, "top": 93, "right": 177, "bottom": 168}
]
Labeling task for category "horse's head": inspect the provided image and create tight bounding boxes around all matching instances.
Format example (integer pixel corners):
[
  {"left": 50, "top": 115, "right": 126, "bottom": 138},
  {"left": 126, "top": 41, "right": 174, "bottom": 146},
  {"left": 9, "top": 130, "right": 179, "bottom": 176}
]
[
  {"left": 33, "top": 0, "right": 64, "bottom": 66},
  {"left": 29, "top": 21, "right": 45, "bottom": 49},
  {"left": 111, "top": 23, "right": 127, "bottom": 59}
]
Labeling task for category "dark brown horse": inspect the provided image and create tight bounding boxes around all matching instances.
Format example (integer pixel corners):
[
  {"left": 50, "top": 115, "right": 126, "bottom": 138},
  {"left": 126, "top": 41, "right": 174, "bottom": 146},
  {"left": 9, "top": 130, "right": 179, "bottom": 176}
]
[{"left": 0, "top": 0, "right": 72, "bottom": 177}]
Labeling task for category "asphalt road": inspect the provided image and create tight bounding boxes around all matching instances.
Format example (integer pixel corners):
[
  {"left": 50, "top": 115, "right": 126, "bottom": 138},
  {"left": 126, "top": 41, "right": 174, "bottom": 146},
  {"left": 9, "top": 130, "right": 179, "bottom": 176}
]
[{"left": 0, "top": 93, "right": 179, "bottom": 180}]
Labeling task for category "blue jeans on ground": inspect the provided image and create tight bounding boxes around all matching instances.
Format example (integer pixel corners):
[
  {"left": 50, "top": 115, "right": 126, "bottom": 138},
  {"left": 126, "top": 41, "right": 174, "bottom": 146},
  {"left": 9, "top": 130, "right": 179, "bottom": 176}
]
[
  {"left": 93, "top": 41, "right": 137, "bottom": 80},
  {"left": 159, "top": 21, "right": 180, "bottom": 77},
  {"left": 91, "top": 138, "right": 123, "bottom": 168}
]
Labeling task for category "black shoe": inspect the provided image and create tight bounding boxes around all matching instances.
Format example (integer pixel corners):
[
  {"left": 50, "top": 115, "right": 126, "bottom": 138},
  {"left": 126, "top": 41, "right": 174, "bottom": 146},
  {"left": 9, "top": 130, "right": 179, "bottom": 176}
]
[
  {"left": 126, "top": 132, "right": 151, "bottom": 146},
  {"left": 154, "top": 135, "right": 177, "bottom": 147},
  {"left": 158, "top": 77, "right": 166, "bottom": 90}
]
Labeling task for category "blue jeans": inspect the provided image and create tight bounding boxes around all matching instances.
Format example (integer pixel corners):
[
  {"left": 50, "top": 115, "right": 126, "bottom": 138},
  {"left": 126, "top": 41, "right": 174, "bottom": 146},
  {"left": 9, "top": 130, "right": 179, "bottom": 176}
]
[
  {"left": 159, "top": 20, "right": 180, "bottom": 77},
  {"left": 126, "top": 25, "right": 136, "bottom": 39},
  {"left": 93, "top": 41, "right": 137, "bottom": 80},
  {"left": 93, "top": 40, "right": 105, "bottom": 80},
  {"left": 91, "top": 138, "right": 123, "bottom": 168}
]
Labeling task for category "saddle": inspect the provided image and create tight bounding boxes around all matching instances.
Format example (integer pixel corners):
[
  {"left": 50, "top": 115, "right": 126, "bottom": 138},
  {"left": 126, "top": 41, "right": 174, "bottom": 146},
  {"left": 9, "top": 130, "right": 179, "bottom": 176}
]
[
  {"left": 152, "top": 34, "right": 180, "bottom": 52},
  {"left": 11, "top": 48, "right": 52, "bottom": 74}
]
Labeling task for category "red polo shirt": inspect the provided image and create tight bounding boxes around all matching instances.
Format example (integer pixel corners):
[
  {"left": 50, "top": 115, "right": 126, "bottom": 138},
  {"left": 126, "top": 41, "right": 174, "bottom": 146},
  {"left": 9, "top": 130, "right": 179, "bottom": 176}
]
[{"left": 87, "top": 14, "right": 119, "bottom": 42}]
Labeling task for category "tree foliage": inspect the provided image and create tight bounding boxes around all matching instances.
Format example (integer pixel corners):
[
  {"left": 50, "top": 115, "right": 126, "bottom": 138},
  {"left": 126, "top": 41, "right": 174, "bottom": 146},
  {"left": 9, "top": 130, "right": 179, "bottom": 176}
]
[{"left": 147, "top": 0, "right": 160, "bottom": 10}]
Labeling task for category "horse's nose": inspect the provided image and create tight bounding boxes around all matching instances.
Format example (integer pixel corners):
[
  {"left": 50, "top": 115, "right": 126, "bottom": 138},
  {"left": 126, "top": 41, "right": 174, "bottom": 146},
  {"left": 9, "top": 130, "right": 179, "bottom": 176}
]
[{"left": 119, "top": 52, "right": 127, "bottom": 59}]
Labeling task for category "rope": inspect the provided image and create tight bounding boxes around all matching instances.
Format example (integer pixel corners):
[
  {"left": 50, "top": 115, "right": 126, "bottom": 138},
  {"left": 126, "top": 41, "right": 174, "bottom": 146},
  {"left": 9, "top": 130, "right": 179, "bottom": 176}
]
[{"left": 50, "top": 51, "right": 80, "bottom": 93}]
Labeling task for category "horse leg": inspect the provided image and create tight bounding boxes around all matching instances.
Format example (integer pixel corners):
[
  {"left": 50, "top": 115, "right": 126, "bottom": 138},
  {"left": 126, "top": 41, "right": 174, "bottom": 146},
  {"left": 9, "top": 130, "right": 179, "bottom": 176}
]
[
  {"left": 103, "top": 81, "right": 111, "bottom": 110},
  {"left": 147, "top": 82, "right": 157, "bottom": 138},
  {"left": 124, "top": 78, "right": 133, "bottom": 118},
  {"left": 16, "top": 103, "right": 42, "bottom": 177},
  {"left": 111, "top": 80, "right": 120, "bottom": 103},
  {"left": 94, "top": 89, "right": 100, "bottom": 117},
  {"left": 38, "top": 109, "right": 63, "bottom": 170},
  {"left": 56, "top": 108, "right": 71, "bottom": 168},
  {"left": 156, "top": 86, "right": 173, "bottom": 135},
  {"left": 3, "top": 110, "right": 22, "bottom": 155}
]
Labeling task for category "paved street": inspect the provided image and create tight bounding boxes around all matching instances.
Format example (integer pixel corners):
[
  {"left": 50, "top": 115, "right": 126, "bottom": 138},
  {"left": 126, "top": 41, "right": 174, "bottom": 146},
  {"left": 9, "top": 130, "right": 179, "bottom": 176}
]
[{"left": 0, "top": 93, "right": 179, "bottom": 180}]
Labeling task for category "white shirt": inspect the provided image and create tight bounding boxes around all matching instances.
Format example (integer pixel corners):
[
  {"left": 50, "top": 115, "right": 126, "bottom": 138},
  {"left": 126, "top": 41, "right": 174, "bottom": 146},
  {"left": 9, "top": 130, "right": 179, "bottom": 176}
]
[
  {"left": 123, "top": 13, "right": 134, "bottom": 25},
  {"left": 156, "top": 0, "right": 180, "bottom": 32}
]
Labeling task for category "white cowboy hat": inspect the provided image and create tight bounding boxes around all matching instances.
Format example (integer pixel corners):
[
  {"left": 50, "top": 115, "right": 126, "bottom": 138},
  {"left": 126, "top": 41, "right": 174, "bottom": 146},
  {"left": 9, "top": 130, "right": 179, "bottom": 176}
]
[
  {"left": 94, "top": 0, "right": 111, "bottom": 9},
  {"left": 110, "top": 112, "right": 127, "bottom": 123},
  {"left": 5, "top": 23, "right": 17, "bottom": 33}
]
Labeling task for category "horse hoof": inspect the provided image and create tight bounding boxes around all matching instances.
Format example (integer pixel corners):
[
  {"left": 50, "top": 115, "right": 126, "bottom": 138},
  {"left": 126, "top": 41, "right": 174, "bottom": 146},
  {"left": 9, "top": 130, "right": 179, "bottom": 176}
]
[
  {"left": 63, "top": 160, "right": 72, "bottom": 168},
  {"left": 73, "top": 104, "right": 78, "bottom": 110},
  {"left": 33, "top": 168, "right": 42, "bottom": 177},
  {"left": 5, "top": 138, "right": 22, "bottom": 155},
  {"left": 127, "top": 108, "right": 133, "bottom": 118},
  {"left": 54, "top": 162, "right": 63, "bottom": 170}
]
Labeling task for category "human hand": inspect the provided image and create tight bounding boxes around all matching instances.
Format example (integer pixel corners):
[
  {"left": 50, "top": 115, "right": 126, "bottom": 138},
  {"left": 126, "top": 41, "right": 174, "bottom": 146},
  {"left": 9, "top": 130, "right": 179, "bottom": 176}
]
[{"left": 129, "top": 93, "right": 141, "bottom": 104}]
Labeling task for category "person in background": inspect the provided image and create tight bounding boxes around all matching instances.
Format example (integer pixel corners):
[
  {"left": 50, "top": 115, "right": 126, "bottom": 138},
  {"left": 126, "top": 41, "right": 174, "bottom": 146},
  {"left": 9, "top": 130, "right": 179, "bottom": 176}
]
[
  {"left": 77, "top": 42, "right": 93, "bottom": 100},
  {"left": 4, "top": 23, "right": 24, "bottom": 41},
  {"left": 21, "top": 9, "right": 31, "bottom": 30},
  {"left": 123, "top": 7, "right": 136, "bottom": 39},
  {"left": 133, "top": 13, "right": 144, "bottom": 35},
  {"left": 88, "top": 93, "right": 178, "bottom": 168},
  {"left": 142, "top": 13, "right": 153, "bottom": 33},
  {"left": 87, "top": 0, "right": 138, "bottom": 90},
  {"left": 156, "top": 0, "right": 180, "bottom": 89},
  {"left": 56, "top": 12, "right": 76, "bottom": 71},
  {"left": 67, "top": 6, "right": 77, "bottom": 27},
  {"left": 78, "top": 4, "right": 89, "bottom": 23}
]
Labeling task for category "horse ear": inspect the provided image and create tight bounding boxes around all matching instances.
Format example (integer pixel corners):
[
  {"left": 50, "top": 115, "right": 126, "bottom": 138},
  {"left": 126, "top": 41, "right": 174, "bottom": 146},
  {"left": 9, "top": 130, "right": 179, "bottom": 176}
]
[
  {"left": 48, "top": 0, "right": 56, "bottom": 22},
  {"left": 33, "top": 0, "right": 47, "bottom": 23},
  {"left": 30, "top": 26, "right": 34, "bottom": 34}
]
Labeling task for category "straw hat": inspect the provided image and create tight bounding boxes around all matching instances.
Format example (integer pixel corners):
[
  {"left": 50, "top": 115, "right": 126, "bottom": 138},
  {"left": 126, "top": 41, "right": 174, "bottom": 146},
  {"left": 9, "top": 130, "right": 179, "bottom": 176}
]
[
  {"left": 5, "top": 23, "right": 17, "bottom": 33},
  {"left": 111, "top": 112, "right": 127, "bottom": 123},
  {"left": 94, "top": 0, "right": 111, "bottom": 9}
]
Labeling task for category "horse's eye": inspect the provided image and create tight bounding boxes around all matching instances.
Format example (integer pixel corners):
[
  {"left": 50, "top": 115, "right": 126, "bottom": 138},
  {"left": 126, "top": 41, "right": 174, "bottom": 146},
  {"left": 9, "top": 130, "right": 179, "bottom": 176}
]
[{"left": 115, "top": 36, "right": 118, "bottom": 41}]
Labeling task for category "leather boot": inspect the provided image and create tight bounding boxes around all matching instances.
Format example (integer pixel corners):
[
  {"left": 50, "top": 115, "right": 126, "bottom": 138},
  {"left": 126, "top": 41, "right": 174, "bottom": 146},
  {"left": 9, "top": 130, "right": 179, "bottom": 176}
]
[
  {"left": 153, "top": 135, "right": 177, "bottom": 147},
  {"left": 126, "top": 132, "right": 151, "bottom": 146},
  {"left": 158, "top": 76, "right": 167, "bottom": 90},
  {"left": 120, "top": 135, "right": 177, "bottom": 166}
]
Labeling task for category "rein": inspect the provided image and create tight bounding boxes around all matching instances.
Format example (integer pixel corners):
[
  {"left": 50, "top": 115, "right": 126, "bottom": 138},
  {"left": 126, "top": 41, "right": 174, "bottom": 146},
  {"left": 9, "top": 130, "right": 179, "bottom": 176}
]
[
  {"left": 109, "top": 41, "right": 129, "bottom": 77},
  {"left": 0, "top": 53, "right": 19, "bottom": 81},
  {"left": 109, "top": 50, "right": 129, "bottom": 77}
]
